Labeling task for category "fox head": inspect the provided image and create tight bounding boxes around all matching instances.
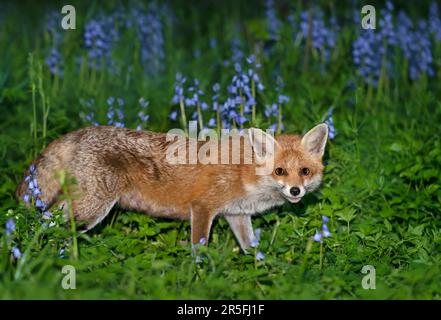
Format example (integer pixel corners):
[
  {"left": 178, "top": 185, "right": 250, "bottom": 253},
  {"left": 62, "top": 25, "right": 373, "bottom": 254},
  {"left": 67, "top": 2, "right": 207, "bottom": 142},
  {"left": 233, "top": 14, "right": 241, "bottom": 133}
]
[{"left": 248, "top": 124, "right": 329, "bottom": 203}]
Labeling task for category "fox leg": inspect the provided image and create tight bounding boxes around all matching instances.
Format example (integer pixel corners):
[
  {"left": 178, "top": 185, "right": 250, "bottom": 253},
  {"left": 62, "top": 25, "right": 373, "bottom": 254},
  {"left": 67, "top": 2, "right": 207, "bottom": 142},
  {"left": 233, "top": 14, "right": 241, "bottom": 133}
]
[
  {"left": 190, "top": 202, "right": 215, "bottom": 247},
  {"left": 65, "top": 194, "right": 117, "bottom": 231},
  {"left": 224, "top": 214, "right": 256, "bottom": 253}
]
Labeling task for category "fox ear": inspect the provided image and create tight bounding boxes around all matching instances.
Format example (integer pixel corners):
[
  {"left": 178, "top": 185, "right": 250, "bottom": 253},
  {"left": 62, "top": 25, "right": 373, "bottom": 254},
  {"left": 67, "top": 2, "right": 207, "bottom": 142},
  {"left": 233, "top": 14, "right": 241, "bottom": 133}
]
[
  {"left": 248, "top": 128, "right": 280, "bottom": 163},
  {"left": 301, "top": 123, "right": 329, "bottom": 159}
]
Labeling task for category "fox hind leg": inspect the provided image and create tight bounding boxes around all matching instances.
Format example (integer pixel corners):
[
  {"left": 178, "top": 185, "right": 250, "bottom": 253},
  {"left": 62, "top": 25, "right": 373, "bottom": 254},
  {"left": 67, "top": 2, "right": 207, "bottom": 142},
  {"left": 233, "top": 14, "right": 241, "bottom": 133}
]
[{"left": 64, "top": 194, "right": 118, "bottom": 231}]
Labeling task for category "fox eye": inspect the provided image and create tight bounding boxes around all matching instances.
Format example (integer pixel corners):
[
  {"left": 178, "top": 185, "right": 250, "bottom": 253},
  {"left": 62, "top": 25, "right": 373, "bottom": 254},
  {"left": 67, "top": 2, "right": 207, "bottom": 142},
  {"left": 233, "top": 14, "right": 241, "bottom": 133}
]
[
  {"left": 274, "top": 167, "right": 285, "bottom": 176},
  {"left": 300, "top": 168, "right": 310, "bottom": 176}
]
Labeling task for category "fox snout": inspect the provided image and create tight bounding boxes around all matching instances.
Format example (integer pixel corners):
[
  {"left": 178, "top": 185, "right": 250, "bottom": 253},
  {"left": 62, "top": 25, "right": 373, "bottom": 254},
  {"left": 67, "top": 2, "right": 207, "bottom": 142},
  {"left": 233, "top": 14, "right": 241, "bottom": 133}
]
[{"left": 276, "top": 181, "right": 306, "bottom": 203}]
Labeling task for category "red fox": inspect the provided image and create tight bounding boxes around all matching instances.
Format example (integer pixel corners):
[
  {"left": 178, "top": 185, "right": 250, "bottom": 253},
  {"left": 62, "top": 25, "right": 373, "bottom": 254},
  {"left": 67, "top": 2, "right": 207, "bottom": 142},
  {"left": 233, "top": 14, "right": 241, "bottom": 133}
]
[{"left": 16, "top": 124, "right": 328, "bottom": 252}]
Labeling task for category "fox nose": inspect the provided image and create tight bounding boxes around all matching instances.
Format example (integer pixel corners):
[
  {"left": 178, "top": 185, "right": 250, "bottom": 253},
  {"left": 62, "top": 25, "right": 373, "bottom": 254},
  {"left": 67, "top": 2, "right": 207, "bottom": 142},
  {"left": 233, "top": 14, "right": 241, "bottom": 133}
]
[{"left": 290, "top": 187, "right": 301, "bottom": 196}]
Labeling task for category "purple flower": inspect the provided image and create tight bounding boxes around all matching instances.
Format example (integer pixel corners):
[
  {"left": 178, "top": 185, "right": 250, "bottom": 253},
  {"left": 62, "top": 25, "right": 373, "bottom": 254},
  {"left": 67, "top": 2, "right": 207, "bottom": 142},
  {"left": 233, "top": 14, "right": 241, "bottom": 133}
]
[
  {"left": 396, "top": 12, "right": 434, "bottom": 80},
  {"left": 256, "top": 251, "right": 265, "bottom": 261},
  {"left": 172, "top": 73, "right": 186, "bottom": 104},
  {"left": 313, "top": 231, "right": 323, "bottom": 243},
  {"left": 300, "top": 8, "right": 337, "bottom": 62},
  {"left": 107, "top": 96, "right": 115, "bottom": 106},
  {"left": 255, "top": 228, "right": 261, "bottom": 241},
  {"left": 313, "top": 215, "right": 332, "bottom": 242},
  {"left": 265, "top": 104, "right": 278, "bottom": 118},
  {"left": 23, "top": 194, "right": 31, "bottom": 203},
  {"left": 45, "top": 47, "right": 63, "bottom": 76},
  {"left": 230, "top": 37, "right": 244, "bottom": 64},
  {"left": 265, "top": 0, "right": 281, "bottom": 40},
  {"left": 35, "top": 199, "right": 46, "bottom": 210},
  {"left": 199, "top": 237, "right": 206, "bottom": 245},
  {"left": 208, "top": 118, "right": 216, "bottom": 127},
  {"left": 323, "top": 107, "right": 336, "bottom": 140},
  {"left": 322, "top": 224, "right": 331, "bottom": 238},
  {"left": 44, "top": 11, "right": 64, "bottom": 76},
  {"left": 6, "top": 218, "right": 15, "bottom": 236},
  {"left": 12, "top": 247, "right": 22, "bottom": 259},
  {"left": 429, "top": 2, "right": 441, "bottom": 41},
  {"left": 131, "top": 3, "right": 165, "bottom": 75},
  {"left": 169, "top": 111, "right": 178, "bottom": 121},
  {"left": 84, "top": 13, "right": 119, "bottom": 70},
  {"left": 139, "top": 97, "right": 149, "bottom": 108},
  {"left": 212, "top": 83, "right": 220, "bottom": 93},
  {"left": 43, "top": 211, "right": 52, "bottom": 219},
  {"left": 251, "top": 229, "right": 261, "bottom": 248},
  {"left": 278, "top": 94, "right": 290, "bottom": 104}
]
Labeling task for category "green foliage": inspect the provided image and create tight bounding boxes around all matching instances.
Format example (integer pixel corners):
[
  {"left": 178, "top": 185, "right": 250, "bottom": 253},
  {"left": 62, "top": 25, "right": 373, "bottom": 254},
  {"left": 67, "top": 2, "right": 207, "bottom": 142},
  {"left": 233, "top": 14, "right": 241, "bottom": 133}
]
[{"left": 0, "top": 1, "right": 440, "bottom": 299}]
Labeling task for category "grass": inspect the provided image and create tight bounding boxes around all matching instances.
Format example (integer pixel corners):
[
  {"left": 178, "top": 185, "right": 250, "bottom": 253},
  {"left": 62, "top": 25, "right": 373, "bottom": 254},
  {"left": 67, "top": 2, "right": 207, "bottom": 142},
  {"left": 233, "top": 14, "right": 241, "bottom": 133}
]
[{"left": 0, "top": 1, "right": 441, "bottom": 299}]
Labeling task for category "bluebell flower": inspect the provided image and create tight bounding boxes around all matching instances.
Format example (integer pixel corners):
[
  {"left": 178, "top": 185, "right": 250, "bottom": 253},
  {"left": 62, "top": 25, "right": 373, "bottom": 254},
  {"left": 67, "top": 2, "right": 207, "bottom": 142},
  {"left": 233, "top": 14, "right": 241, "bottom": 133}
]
[
  {"left": 323, "top": 107, "right": 336, "bottom": 140},
  {"left": 313, "top": 215, "right": 332, "bottom": 242},
  {"left": 84, "top": 13, "right": 119, "bottom": 70},
  {"left": 6, "top": 218, "right": 15, "bottom": 236},
  {"left": 313, "top": 231, "right": 323, "bottom": 243},
  {"left": 208, "top": 118, "right": 216, "bottom": 127},
  {"left": 45, "top": 47, "right": 63, "bottom": 76},
  {"left": 23, "top": 194, "right": 31, "bottom": 203},
  {"left": 201, "top": 102, "right": 209, "bottom": 111},
  {"left": 12, "top": 247, "right": 22, "bottom": 259},
  {"left": 79, "top": 98, "right": 99, "bottom": 126},
  {"left": 212, "top": 83, "right": 220, "bottom": 93},
  {"left": 265, "top": 104, "right": 279, "bottom": 118},
  {"left": 107, "top": 96, "right": 115, "bottom": 106},
  {"left": 379, "top": 1, "right": 396, "bottom": 45},
  {"left": 429, "top": 2, "right": 441, "bottom": 41},
  {"left": 169, "top": 111, "right": 178, "bottom": 121},
  {"left": 251, "top": 228, "right": 261, "bottom": 248},
  {"left": 172, "top": 73, "right": 186, "bottom": 105},
  {"left": 351, "top": 1, "right": 425, "bottom": 85},
  {"left": 44, "top": 11, "right": 63, "bottom": 76},
  {"left": 139, "top": 97, "right": 149, "bottom": 108},
  {"left": 322, "top": 224, "right": 331, "bottom": 238},
  {"left": 300, "top": 8, "right": 337, "bottom": 62},
  {"left": 35, "top": 199, "right": 46, "bottom": 210},
  {"left": 43, "top": 211, "right": 52, "bottom": 219},
  {"left": 23, "top": 165, "right": 50, "bottom": 217},
  {"left": 396, "top": 12, "right": 434, "bottom": 80},
  {"left": 278, "top": 94, "right": 290, "bottom": 104},
  {"left": 230, "top": 36, "right": 244, "bottom": 64},
  {"left": 256, "top": 251, "right": 265, "bottom": 261},
  {"left": 265, "top": 0, "right": 281, "bottom": 40},
  {"left": 130, "top": 3, "right": 165, "bottom": 75},
  {"left": 138, "top": 112, "right": 149, "bottom": 123},
  {"left": 199, "top": 237, "right": 206, "bottom": 245}
]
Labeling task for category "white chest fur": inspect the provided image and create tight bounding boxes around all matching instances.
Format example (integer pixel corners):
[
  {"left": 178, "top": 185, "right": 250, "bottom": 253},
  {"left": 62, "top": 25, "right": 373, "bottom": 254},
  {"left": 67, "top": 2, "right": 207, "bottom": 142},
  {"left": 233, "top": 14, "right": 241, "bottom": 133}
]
[{"left": 220, "top": 177, "right": 286, "bottom": 215}]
